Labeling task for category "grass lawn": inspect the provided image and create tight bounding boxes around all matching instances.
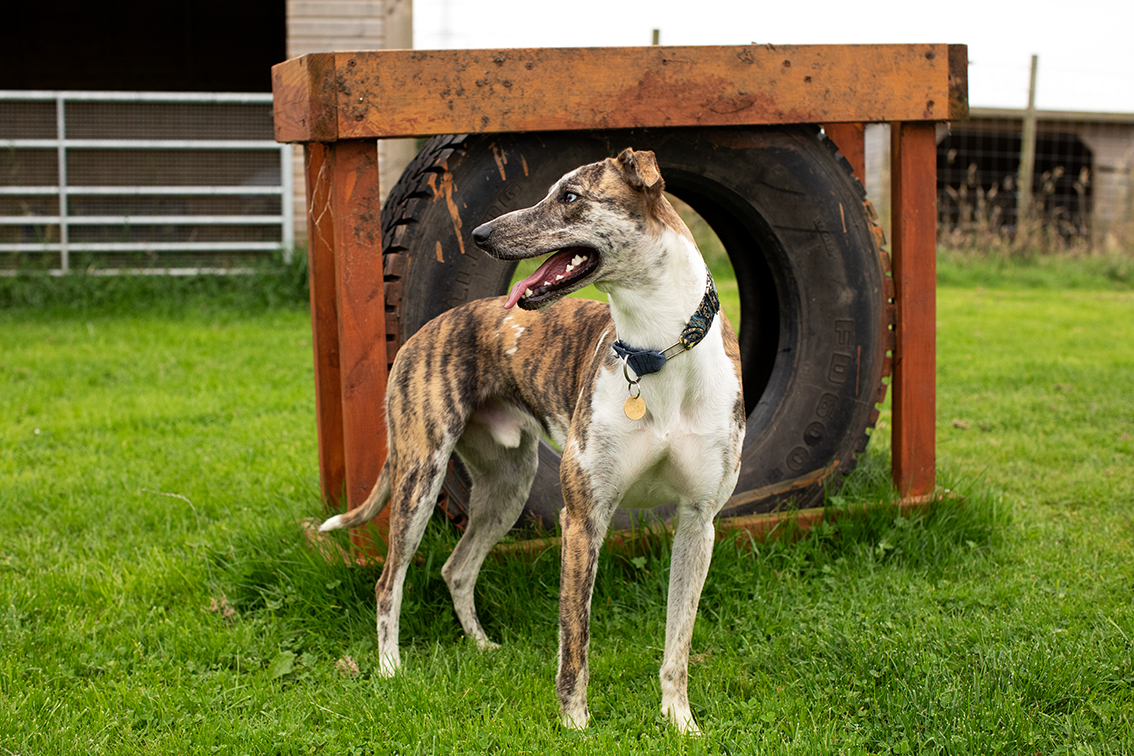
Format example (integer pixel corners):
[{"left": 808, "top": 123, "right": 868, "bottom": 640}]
[{"left": 1, "top": 258, "right": 1132, "bottom": 754}]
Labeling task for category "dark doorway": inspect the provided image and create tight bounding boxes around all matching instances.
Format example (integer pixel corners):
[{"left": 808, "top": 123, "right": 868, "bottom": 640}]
[{"left": 1, "top": 0, "right": 285, "bottom": 92}]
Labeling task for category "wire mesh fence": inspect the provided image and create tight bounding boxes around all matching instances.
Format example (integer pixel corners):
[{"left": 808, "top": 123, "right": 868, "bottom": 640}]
[
  {"left": 0, "top": 91, "right": 294, "bottom": 274},
  {"left": 864, "top": 111, "right": 1134, "bottom": 255},
  {"left": 938, "top": 109, "right": 1133, "bottom": 253}
]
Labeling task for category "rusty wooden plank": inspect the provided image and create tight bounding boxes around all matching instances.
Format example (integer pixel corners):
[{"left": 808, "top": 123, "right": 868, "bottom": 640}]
[
  {"left": 490, "top": 493, "right": 949, "bottom": 562},
  {"left": 304, "top": 143, "right": 347, "bottom": 509},
  {"left": 272, "top": 44, "right": 967, "bottom": 142},
  {"left": 890, "top": 121, "right": 937, "bottom": 496},
  {"left": 301, "top": 493, "right": 953, "bottom": 567},
  {"left": 273, "top": 52, "right": 338, "bottom": 143},
  {"left": 328, "top": 139, "right": 390, "bottom": 553},
  {"left": 822, "top": 122, "right": 867, "bottom": 182}
]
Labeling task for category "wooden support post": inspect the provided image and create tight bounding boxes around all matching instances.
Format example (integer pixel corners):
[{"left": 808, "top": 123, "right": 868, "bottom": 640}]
[
  {"left": 303, "top": 139, "right": 390, "bottom": 553},
  {"left": 822, "top": 122, "right": 867, "bottom": 183},
  {"left": 304, "top": 143, "right": 347, "bottom": 508},
  {"left": 330, "top": 140, "right": 390, "bottom": 553},
  {"left": 890, "top": 122, "right": 937, "bottom": 496}
]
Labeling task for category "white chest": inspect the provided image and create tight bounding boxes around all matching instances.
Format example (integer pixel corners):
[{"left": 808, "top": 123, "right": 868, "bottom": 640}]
[{"left": 572, "top": 339, "right": 742, "bottom": 510}]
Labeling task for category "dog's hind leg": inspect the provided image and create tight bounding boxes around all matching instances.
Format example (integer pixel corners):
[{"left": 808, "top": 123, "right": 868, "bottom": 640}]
[
  {"left": 658, "top": 501, "right": 717, "bottom": 735},
  {"left": 372, "top": 458, "right": 449, "bottom": 677},
  {"left": 442, "top": 412, "right": 540, "bottom": 650}
]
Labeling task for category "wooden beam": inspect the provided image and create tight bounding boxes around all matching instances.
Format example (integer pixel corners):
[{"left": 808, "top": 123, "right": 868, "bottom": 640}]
[
  {"left": 890, "top": 122, "right": 938, "bottom": 496},
  {"left": 327, "top": 139, "right": 391, "bottom": 553},
  {"left": 303, "top": 143, "right": 346, "bottom": 508},
  {"left": 272, "top": 44, "right": 968, "bottom": 142},
  {"left": 273, "top": 53, "right": 338, "bottom": 143},
  {"left": 487, "top": 493, "right": 950, "bottom": 562}
]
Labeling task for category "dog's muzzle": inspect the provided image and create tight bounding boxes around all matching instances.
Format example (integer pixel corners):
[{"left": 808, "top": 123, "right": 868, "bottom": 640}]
[
  {"left": 471, "top": 219, "right": 601, "bottom": 310},
  {"left": 471, "top": 221, "right": 494, "bottom": 251}
]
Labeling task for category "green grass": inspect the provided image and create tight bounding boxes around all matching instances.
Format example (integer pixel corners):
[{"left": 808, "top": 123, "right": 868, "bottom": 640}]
[
  {"left": 936, "top": 248, "right": 1134, "bottom": 291},
  {"left": 0, "top": 254, "right": 311, "bottom": 314},
  {"left": 2, "top": 256, "right": 1132, "bottom": 753}
]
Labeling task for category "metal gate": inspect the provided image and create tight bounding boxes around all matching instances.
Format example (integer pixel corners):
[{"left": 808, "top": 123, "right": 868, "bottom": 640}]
[{"left": 0, "top": 91, "right": 294, "bottom": 274}]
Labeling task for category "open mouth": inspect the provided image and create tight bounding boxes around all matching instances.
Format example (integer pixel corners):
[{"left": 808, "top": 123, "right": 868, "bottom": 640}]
[{"left": 505, "top": 247, "right": 600, "bottom": 309}]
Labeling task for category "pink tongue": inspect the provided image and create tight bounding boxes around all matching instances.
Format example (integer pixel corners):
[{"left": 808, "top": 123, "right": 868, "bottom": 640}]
[
  {"left": 503, "top": 251, "right": 574, "bottom": 309},
  {"left": 504, "top": 278, "right": 531, "bottom": 309}
]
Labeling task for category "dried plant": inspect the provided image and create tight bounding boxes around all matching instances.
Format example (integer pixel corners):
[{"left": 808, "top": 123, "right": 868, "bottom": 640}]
[{"left": 938, "top": 161, "right": 1132, "bottom": 258}]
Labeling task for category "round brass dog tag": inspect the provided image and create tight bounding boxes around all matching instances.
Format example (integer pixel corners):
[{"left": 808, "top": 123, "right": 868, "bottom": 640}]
[{"left": 624, "top": 395, "right": 646, "bottom": 421}]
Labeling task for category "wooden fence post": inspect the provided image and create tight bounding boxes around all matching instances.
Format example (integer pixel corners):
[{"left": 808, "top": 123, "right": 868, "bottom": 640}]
[
  {"left": 890, "top": 121, "right": 938, "bottom": 496},
  {"left": 328, "top": 140, "right": 390, "bottom": 553},
  {"left": 303, "top": 142, "right": 346, "bottom": 508}
]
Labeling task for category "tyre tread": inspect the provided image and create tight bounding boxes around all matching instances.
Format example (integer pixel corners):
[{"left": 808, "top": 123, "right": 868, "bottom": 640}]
[
  {"left": 379, "top": 127, "right": 897, "bottom": 525},
  {"left": 817, "top": 128, "right": 897, "bottom": 490}
]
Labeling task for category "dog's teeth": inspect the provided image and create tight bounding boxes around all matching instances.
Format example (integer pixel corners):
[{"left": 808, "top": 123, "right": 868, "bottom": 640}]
[
  {"left": 571, "top": 254, "right": 587, "bottom": 267},
  {"left": 565, "top": 264, "right": 575, "bottom": 273},
  {"left": 555, "top": 274, "right": 564, "bottom": 281},
  {"left": 524, "top": 287, "right": 534, "bottom": 297}
]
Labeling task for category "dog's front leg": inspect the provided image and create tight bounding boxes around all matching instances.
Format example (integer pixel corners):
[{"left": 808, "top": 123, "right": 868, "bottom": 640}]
[
  {"left": 659, "top": 502, "right": 717, "bottom": 735},
  {"left": 555, "top": 474, "right": 615, "bottom": 730}
]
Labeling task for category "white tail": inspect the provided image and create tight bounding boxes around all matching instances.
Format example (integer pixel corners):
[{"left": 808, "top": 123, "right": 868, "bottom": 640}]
[{"left": 318, "top": 463, "right": 392, "bottom": 532}]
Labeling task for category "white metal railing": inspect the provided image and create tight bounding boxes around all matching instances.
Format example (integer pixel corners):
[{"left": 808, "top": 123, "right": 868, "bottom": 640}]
[{"left": 0, "top": 90, "right": 294, "bottom": 273}]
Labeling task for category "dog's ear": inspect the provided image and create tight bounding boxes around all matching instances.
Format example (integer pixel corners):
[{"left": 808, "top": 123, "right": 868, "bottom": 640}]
[{"left": 616, "top": 148, "right": 664, "bottom": 200}]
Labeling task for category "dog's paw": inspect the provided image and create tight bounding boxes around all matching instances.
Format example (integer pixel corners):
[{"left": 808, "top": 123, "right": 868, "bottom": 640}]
[
  {"left": 561, "top": 707, "right": 589, "bottom": 730},
  {"left": 318, "top": 514, "right": 345, "bottom": 533},
  {"left": 376, "top": 652, "right": 401, "bottom": 678},
  {"left": 475, "top": 638, "right": 501, "bottom": 653},
  {"left": 662, "top": 704, "right": 702, "bottom": 736}
]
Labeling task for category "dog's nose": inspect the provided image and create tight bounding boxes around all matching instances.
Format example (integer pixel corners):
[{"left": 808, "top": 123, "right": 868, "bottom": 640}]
[{"left": 471, "top": 222, "right": 493, "bottom": 248}]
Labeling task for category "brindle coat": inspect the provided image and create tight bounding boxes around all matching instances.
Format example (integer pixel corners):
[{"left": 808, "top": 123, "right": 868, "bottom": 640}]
[{"left": 320, "top": 149, "right": 745, "bottom": 734}]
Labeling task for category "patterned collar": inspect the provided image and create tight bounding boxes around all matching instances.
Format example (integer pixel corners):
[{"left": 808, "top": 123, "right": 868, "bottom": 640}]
[{"left": 611, "top": 267, "right": 721, "bottom": 378}]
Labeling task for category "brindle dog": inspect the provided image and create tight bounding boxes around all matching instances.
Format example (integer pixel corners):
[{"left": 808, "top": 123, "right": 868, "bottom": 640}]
[{"left": 319, "top": 149, "right": 745, "bottom": 733}]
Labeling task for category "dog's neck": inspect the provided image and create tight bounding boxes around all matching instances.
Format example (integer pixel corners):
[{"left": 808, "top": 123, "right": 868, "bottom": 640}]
[{"left": 600, "top": 228, "right": 712, "bottom": 353}]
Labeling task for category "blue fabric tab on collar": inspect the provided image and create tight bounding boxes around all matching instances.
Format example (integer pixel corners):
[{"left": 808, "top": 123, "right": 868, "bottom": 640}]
[{"left": 611, "top": 340, "right": 668, "bottom": 377}]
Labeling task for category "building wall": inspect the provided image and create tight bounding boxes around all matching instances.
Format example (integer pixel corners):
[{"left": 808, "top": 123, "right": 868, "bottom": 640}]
[
  {"left": 863, "top": 123, "right": 891, "bottom": 240},
  {"left": 1077, "top": 124, "right": 1134, "bottom": 246},
  {"left": 288, "top": 1, "right": 389, "bottom": 55},
  {"left": 285, "top": 0, "right": 416, "bottom": 245}
]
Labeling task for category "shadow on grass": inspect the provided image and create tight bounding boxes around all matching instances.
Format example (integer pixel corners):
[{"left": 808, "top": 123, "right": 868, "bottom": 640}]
[{"left": 214, "top": 446, "right": 1007, "bottom": 660}]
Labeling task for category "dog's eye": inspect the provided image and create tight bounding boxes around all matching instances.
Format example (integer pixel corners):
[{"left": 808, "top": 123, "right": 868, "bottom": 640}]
[{"left": 563, "top": 191, "right": 579, "bottom": 204}]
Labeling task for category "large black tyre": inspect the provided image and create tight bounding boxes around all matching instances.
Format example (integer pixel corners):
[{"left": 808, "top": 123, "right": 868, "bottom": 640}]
[{"left": 380, "top": 126, "right": 893, "bottom": 531}]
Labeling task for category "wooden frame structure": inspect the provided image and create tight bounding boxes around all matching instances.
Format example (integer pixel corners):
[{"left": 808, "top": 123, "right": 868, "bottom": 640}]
[{"left": 272, "top": 44, "right": 968, "bottom": 550}]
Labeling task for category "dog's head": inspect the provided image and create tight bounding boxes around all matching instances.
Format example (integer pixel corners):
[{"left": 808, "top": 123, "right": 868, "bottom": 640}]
[{"left": 471, "top": 148, "right": 693, "bottom": 310}]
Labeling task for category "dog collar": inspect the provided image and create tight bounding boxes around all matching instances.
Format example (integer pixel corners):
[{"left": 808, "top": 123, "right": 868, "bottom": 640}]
[{"left": 611, "top": 267, "right": 721, "bottom": 379}]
